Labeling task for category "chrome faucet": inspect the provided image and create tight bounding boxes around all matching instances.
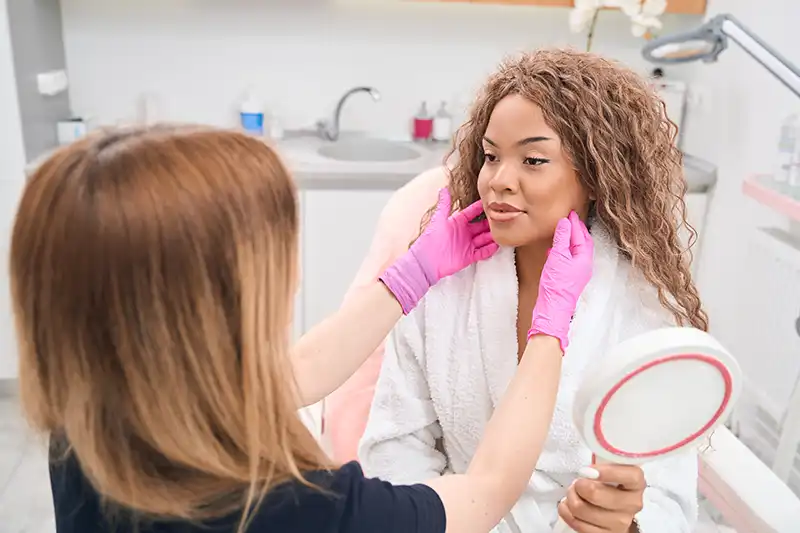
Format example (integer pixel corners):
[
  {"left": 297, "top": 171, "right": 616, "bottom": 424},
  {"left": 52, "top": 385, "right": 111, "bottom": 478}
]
[{"left": 317, "top": 86, "right": 381, "bottom": 141}]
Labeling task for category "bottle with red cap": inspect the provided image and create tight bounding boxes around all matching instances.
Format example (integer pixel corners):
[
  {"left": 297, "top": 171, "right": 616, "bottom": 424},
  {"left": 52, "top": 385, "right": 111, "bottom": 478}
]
[{"left": 412, "top": 101, "right": 434, "bottom": 142}]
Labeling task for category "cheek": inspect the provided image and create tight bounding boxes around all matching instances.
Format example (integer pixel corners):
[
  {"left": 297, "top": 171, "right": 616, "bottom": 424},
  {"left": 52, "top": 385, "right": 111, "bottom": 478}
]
[
  {"left": 476, "top": 168, "right": 490, "bottom": 198},
  {"left": 522, "top": 176, "right": 586, "bottom": 219},
  {"left": 519, "top": 182, "right": 561, "bottom": 226}
]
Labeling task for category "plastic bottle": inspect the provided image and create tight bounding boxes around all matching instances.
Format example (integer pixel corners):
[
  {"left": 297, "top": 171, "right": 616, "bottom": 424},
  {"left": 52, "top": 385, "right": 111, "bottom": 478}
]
[
  {"left": 775, "top": 114, "right": 798, "bottom": 192},
  {"left": 240, "top": 89, "right": 265, "bottom": 137},
  {"left": 268, "top": 113, "right": 284, "bottom": 141},
  {"left": 412, "top": 102, "right": 433, "bottom": 142},
  {"left": 137, "top": 92, "right": 161, "bottom": 125},
  {"left": 791, "top": 124, "right": 800, "bottom": 198},
  {"left": 433, "top": 101, "right": 453, "bottom": 142}
]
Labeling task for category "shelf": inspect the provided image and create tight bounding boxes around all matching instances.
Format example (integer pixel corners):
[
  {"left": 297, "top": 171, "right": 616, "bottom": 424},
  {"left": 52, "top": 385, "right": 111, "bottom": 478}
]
[{"left": 742, "top": 175, "right": 800, "bottom": 223}]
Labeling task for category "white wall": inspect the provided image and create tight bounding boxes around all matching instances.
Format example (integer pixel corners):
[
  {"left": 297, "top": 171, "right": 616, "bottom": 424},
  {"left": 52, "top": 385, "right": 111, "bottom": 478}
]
[
  {"left": 679, "top": 0, "right": 798, "bottom": 354},
  {"left": 60, "top": 0, "right": 701, "bottom": 138},
  {"left": 11, "top": 0, "right": 795, "bottom": 380},
  {"left": 0, "top": 0, "right": 25, "bottom": 180},
  {"left": 0, "top": 0, "right": 24, "bottom": 178},
  {"left": 13, "top": 0, "right": 701, "bottom": 383},
  {"left": 59, "top": 0, "right": 791, "bottom": 383},
  {"left": 0, "top": 0, "right": 25, "bottom": 380}
]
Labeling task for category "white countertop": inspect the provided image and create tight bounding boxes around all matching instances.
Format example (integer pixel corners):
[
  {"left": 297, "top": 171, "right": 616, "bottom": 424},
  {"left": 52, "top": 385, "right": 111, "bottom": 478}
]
[
  {"left": 25, "top": 132, "right": 716, "bottom": 193},
  {"left": 275, "top": 134, "right": 451, "bottom": 190}
]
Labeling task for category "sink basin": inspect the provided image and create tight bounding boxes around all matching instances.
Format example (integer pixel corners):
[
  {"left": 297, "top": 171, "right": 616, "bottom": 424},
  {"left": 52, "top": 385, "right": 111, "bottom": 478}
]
[{"left": 317, "top": 139, "right": 421, "bottom": 162}]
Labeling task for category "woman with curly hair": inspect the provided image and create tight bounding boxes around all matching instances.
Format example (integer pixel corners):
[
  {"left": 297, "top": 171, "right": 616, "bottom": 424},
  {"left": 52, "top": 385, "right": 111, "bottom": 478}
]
[{"left": 359, "top": 48, "right": 707, "bottom": 533}]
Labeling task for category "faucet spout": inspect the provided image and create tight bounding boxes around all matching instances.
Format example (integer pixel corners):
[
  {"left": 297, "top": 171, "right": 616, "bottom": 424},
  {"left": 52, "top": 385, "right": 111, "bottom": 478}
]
[{"left": 318, "top": 86, "right": 381, "bottom": 141}]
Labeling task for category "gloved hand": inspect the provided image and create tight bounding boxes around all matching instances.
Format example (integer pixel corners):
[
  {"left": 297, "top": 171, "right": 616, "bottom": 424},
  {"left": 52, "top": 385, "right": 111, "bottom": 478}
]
[
  {"left": 380, "top": 187, "right": 499, "bottom": 314},
  {"left": 528, "top": 211, "right": 594, "bottom": 352}
]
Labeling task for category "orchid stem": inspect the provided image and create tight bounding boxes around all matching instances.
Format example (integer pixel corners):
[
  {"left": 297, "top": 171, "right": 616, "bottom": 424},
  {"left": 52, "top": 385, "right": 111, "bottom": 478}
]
[{"left": 585, "top": 8, "right": 601, "bottom": 52}]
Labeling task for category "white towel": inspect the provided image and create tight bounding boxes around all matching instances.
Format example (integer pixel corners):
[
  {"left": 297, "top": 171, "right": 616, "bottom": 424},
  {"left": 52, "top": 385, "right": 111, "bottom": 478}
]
[{"left": 358, "top": 223, "right": 698, "bottom": 533}]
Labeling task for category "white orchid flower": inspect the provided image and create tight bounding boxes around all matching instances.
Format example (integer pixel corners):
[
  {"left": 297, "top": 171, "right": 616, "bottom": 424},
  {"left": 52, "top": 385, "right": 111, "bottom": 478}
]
[
  {"left": 642, "top": 0, "right": 667, "bottom": 15},
  {"left": 630, "top": 13, "right": 663, "bottom": 37},
  {"left": 575, "top": 0, "right": 605, "bottom": 9},
  {"left": 617, "top": 0, "right": 667, "bottom": 37},
  {"left": 569, "top": 0, "right": 666, "bottom": 48},
  {"left": 569, "top": 0, "right": 604, "bottom": 34},
  {"left": 616, "top": 0, "right": 667, "bottom": 16},
  {"left": 609, "top": 0, "right": 640, "bottom": 14}
]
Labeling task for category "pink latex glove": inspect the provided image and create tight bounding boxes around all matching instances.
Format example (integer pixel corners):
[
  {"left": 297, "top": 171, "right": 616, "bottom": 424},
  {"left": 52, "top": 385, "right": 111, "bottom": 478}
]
[
  {"left": 528, "top": 211, "right": 594, "bottom": 352},
  {"left": 380, "top": 187, "right": 499, "bottom": 314}
]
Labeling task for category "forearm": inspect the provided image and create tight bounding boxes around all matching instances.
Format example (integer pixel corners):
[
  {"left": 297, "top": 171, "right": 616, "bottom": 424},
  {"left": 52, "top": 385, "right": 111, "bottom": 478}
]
[
  {"left": 425, "top": 335, "right": 563, "bottom": 533},
  {"left": 292, "top": 282, "right": 402, "bottom": 406}
]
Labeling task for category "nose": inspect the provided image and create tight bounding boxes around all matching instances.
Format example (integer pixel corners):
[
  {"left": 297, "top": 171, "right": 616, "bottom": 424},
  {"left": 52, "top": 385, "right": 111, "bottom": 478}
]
[{"left": 488, "top": 161, "right": 519, "bottom": 194}]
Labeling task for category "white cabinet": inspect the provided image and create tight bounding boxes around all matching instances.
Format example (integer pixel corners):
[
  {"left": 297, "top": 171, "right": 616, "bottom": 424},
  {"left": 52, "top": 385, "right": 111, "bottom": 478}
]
[
  {"left": 301, "top": 189, "right": 394, "bottom": 333},
  {"left": 295, "top": 188, "right": 394, "bottom": 445}
]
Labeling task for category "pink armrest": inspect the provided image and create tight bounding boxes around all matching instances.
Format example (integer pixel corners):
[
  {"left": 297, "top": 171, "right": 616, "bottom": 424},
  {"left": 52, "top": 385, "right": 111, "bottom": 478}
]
[{"left": 698, "top": 426, "right": 800, "bottom": 532}]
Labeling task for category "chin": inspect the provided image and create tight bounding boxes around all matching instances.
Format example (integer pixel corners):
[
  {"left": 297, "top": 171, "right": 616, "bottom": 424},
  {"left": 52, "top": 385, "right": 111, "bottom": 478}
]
[
  {"left": 488, "top": 227, "right": 531, "bottom": 248},
  {"left": 489, "top": 221, "right": 549, "bottom": 248}
]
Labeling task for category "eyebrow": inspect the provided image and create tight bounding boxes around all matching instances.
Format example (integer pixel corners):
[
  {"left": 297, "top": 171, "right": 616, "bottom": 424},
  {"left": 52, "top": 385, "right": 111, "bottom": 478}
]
[{"left": 483, "top": 136, "right": 553, "bottom": 147}]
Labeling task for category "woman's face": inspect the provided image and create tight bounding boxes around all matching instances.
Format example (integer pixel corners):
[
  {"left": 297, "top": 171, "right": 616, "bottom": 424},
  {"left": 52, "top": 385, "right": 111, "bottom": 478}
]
[{"left": 477, "top": 94, "right": 590, "bottom": 248}]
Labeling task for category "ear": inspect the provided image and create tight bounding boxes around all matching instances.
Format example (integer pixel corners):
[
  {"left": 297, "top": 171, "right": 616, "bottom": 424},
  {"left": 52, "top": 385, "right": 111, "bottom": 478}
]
[
  {"left": 576, "top": 198, "right": 594, "bottom": 218},
  {"left": 582, "top": 183, "right": 596, "bottom": 202}
]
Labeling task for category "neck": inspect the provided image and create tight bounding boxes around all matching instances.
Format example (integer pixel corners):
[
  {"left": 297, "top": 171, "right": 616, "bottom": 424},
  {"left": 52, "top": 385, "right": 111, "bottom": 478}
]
[{"left": 514, "top": 242, "right": 550, "bottom": 288}]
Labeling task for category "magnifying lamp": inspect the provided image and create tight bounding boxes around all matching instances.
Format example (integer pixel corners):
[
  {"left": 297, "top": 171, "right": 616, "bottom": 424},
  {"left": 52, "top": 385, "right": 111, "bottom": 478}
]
[
  {"left": 642, "top": 14, "right": 800, "bottom": 99},
  {"left": 552, "top": 327, "right": 742, "bottom": 533}
]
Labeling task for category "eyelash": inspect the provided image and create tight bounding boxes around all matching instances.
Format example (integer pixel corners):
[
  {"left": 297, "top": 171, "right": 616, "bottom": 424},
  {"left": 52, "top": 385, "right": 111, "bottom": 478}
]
[{"left": 482, "top": 152, "right": 549, "bottom": 166}]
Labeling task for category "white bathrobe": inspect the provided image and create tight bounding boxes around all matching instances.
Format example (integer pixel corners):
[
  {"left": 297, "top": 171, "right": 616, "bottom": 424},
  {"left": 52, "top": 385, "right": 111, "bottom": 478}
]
[{"left": 358, "top": 223, "right": 698, "bottom": 533}]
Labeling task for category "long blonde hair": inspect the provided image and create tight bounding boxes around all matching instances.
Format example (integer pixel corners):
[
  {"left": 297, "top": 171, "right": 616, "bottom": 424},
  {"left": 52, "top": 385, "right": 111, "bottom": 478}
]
[
  {"left": 11, "top": 126, "right": 330, "bottom": 528},
  {"left": 437, "top": 48, "right": 708, "bottom": 331}
]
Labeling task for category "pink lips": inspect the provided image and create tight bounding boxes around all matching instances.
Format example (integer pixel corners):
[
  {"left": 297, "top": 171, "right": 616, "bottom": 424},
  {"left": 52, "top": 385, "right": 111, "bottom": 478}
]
[{"left": 487, "top": 201, "right": 524, "bottom": 222}]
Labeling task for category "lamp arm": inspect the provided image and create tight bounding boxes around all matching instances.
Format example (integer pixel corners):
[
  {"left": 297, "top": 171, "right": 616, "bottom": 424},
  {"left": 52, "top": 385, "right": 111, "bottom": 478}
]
[
  {"left": 718, "top": 15, "right": 800, "bottom": 99},
  {"left": 642, "top": 14, "right": 800, "bottom": 99}
]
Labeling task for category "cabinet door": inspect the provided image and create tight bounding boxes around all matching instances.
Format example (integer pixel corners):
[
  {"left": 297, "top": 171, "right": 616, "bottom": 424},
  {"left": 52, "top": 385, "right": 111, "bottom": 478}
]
[{"left": 302, "top": 189, "right": 395, "bottom": 333}]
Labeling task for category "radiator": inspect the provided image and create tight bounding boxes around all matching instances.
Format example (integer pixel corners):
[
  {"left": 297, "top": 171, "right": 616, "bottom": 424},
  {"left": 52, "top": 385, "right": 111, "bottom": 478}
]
[{"left": 731, "top": 226, "right": 800, "bottom": 497}]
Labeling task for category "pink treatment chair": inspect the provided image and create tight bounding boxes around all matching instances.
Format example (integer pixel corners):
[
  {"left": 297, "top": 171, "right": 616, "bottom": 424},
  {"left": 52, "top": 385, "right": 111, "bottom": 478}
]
[
  {"left": 323, "top": 165, "right": 447, "bottom": 463},
  {"left": 321, "top": 167, "right": 800, "bottom": 532}
]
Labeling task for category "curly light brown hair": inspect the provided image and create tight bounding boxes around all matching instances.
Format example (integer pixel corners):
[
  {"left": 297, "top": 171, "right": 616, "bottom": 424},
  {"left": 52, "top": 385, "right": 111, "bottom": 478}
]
[{"left": 440, "top": 48, "right": 707, "bottom": 331}]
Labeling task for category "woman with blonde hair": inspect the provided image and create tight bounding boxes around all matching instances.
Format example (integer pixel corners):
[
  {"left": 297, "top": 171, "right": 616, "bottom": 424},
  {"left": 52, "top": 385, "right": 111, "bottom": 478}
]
[
  {"left": 359, "top": 48, "right": 706, "bottom": 533},
  {"left": 11, "top": 125, "right": 593, "bottom": 533}
]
